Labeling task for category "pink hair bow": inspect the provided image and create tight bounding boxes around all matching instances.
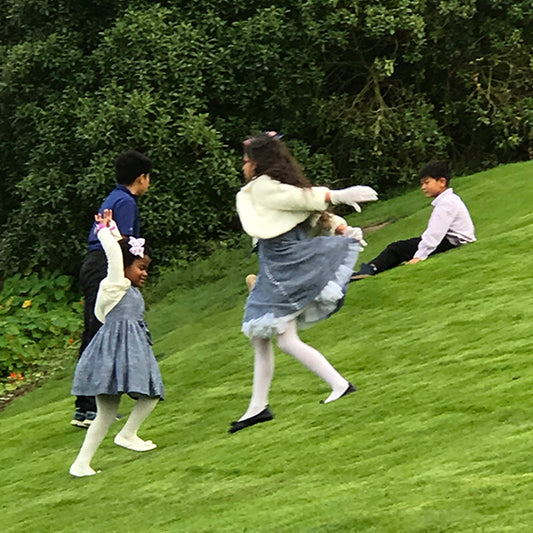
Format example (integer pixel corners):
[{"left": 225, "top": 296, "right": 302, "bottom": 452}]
[
  {"left": 242, "top": 131, "right": 283, "bottom": 145},
  {"left": 128, "top": 237, "right": 145, "bottom": 258}
]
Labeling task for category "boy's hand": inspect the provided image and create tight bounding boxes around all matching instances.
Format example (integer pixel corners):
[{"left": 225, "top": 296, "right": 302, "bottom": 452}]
[
  {"left": 330, "top": 186, "right": 378, "bottom": 212},
  {"left": 405, "top": 257, "right": 422, "bottom": 265}
]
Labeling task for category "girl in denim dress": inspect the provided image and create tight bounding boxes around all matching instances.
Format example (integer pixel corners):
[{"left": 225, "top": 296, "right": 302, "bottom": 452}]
[
  {"left": 229, "top": 133, "right": 377, "bottom": 433},
  {"left": 70, "top": 209, "right": 163, "bottom": 476}
]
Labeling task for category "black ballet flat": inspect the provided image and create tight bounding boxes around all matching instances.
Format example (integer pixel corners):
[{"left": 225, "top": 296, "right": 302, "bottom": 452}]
[
  {"left": 341, "top": 382, "right": 357, "bottom": 397},
  {"left": 228, "top": 407, "right": 274, "bottom": 434}
]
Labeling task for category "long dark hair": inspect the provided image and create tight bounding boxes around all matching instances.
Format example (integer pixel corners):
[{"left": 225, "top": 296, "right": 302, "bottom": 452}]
[
  {"left": 244, "top": 133, "right": 335, "bottom": 231},
  {"left": 243, "top": 133, "right": 311, "bottom": 188}
]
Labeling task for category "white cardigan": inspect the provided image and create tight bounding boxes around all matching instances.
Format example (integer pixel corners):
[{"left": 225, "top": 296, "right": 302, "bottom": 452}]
[
  {"left": 94, "top": 226, "right": 132, "bottom": 324},
  {"left": 236, "top": 174, "right": 344, "bottom": 239}
]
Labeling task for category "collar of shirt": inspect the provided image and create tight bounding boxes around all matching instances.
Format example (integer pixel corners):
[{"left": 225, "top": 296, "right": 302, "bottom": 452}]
[
  {"left": 431, "top": 187, "right": 454, "bottom": 207},
  {"left": 115, "top": 184, "right": 138, "bottom": 201}
]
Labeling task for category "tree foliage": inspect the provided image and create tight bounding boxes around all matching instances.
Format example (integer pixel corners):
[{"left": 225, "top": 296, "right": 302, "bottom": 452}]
[{"left": 0, "top": 0, "right": 531, "bottom": 276}]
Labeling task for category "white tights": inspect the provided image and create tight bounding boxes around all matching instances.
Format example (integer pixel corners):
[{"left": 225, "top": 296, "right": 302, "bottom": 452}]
[
  {"left": 69, "top": 394, "right": 158, "bottom": 477},
  {"left": 239, "top": 321, "right": 349, "bottom": 420}
]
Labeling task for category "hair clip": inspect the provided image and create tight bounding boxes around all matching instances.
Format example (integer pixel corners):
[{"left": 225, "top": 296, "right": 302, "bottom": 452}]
[
  {"left": 128, "top": 236, "right": 145, "bottom": 258},
  {"left": 242, "top": 131, "right": 284, "bottom": 146},
  {"left": 264, "top": 131, "right": 283, "bottom": 140}
]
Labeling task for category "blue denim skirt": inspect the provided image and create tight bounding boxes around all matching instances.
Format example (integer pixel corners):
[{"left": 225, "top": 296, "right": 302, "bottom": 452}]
[{"left": 242, "top": 224, "right": 360, "bottom": 338}]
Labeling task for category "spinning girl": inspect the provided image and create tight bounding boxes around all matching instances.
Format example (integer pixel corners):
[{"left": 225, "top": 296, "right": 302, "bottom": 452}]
[
  {"left": 70, "top": 209, "right": 164, "bottom": 477},
  {"left": 229, "top": 132, "right": 378, "bottom": 433}
]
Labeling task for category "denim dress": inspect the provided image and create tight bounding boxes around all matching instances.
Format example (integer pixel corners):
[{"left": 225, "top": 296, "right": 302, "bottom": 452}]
[
  {"left": 242, "top": 223, "right": 360, "bottom": 339},
  {"left": 71, "top": 287, "right": 164, "bottom": 399}
]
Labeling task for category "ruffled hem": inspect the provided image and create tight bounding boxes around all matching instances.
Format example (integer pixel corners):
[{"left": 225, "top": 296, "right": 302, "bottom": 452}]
[{"left": 242, "top": 240, "right": 360, "bottom": 338}]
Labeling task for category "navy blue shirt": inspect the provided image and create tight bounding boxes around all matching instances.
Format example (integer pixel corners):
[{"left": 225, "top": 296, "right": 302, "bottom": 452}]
[{"left": 87, "top": 185, "right": 140, "bottom": 252}]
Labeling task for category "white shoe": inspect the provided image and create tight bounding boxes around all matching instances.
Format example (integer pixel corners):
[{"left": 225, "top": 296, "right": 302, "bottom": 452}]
[
  {"left": 114, "top": 434, "right": 157, "bottom": 452},
  {"left": 69, "top": 464, "right": 101, "bottom": 477}
]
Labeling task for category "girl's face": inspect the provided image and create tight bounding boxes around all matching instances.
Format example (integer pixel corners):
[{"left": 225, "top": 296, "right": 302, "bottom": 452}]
[
  {"left": 242, "top": 155, "right": 257, "bottom": 182},
  {"left": 124, "top": 255, "right": 151, "bottom": 287}
]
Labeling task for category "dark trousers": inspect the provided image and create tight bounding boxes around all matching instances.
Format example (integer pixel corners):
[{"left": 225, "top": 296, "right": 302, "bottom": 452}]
[
  {"left": 370, "top": 237, "right": 456, "bottom": 273},
  {"left": 75, "top": 250, "right": 107, "bottom": 412}
]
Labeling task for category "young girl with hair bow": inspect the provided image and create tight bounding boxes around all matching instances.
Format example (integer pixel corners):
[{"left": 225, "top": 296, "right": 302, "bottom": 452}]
[
  {"left": 229, "top": 132, "right": 378, "bottom": 433},
  {"left": 70, "top": 209, "right": 164, "bottom": 477}
]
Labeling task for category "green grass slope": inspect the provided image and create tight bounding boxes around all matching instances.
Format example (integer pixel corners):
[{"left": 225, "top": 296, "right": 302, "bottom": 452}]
[{"left": 2, "top": 161, "right": 533, "bottom": 533}]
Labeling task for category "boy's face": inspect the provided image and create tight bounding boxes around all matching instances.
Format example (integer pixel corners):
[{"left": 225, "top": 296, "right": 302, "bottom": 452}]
[
  {"left": 124, "top": 255, "right": 151, "bottom": 287},
  {"left": 420, "top": 176, "right": 447, "bottom": 198},
  {"left": 134, "top": 173, "right": 151, "bottom": 196}
]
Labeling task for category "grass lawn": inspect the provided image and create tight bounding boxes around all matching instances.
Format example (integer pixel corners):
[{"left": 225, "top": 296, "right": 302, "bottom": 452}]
[{"left": 2, "top": 161, "right": 533, "bottom": 532}]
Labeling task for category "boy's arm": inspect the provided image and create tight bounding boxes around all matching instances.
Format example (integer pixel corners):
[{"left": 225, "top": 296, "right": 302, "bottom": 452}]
[
  {"left": 113, "top": 197, "right": 139, "bottom": 236},
  {"left": 412, "top": 204, "right": 455, "bottom": 261}
]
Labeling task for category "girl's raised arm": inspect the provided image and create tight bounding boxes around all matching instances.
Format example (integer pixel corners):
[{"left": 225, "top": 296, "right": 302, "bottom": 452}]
[{"left": 95, "top": 210, "right": 125, "bottom": 284}]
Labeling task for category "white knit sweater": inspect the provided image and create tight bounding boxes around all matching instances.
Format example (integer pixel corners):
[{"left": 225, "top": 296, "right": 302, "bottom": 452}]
[
  {"left": 236, "top": 174, "right": 344, "bottom": 238},
  {"left": 94, "top": 226, "right": 132, "bottom": 324}
]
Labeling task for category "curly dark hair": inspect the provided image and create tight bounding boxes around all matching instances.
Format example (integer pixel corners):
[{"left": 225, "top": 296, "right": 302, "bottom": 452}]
[{"left": 243, "top": 133, "right": 311, "bottom": 188}]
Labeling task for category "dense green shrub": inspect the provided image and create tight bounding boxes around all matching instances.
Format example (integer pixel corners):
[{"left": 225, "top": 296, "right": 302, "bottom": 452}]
[
  {"left": 0, "top": 272, "right": 83, "bottom": 378},
  {"left": 0, "top": 0, "right": 531, "bottom": 277}
]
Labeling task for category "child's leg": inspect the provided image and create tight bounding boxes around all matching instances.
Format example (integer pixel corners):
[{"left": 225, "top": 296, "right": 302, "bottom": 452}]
[
  {"left": 370, "top": 237, "right": 421, "bottom": 272},
  {"left": 277, "top": 321, "right": 352, "bottom": 403},
  {"left": 73, "top": 252, "right": 107, "bottom": 423},
  {"left": 429, "top": 237, "right": 457, "bottom": 257},
  {"left": 238, "top": 336, "right": 275, "bottom": 421},
  {"left": 69, "top": 394, "right": 121, "bottom": 477},
  {"left": 114, "top": 396, "right": 159, "bottom": 451}
]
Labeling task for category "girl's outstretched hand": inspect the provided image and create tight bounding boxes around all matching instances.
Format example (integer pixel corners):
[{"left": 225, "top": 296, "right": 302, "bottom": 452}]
[
  {"left": 330, "top": 186, "right": 378, "bottom": 212},
  {"left": 95, "top": 208, "right": 114, "bottom": 227}
]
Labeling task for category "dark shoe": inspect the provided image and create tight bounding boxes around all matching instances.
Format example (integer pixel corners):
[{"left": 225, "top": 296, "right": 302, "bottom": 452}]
[
  {"left": 340, "top": 382, "right": 357, "bottom": 398},
  {"left": 229, "top": 407, "right": 274, "bottom": 434},
  {"left": 350, "top": 263, "right": 377, "bottom": 281},
  {"left": 70, "top": 409, "right": 88, "bottom": 428},
  {"left": 84, "top": 410, "right": 97, "bottom": 427}
]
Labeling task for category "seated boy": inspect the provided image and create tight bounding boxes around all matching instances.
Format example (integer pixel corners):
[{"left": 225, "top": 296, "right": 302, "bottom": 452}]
[{"left": 352, "top": 160, "right": 476, "bottom": 279}]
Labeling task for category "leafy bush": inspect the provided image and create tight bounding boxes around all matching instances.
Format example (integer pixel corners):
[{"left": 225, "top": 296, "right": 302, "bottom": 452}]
[
  {"left": 0, "top": 272, "right": 83, "bottom": 379},
  {"left": 0, "top": 0, "right": 531, "bottom": 277}
]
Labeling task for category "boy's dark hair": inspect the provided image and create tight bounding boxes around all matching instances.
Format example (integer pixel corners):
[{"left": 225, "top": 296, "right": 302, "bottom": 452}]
[
  {"left": 114, "top": 150, "right": 152, "bottom": 185},
  {"left": 118, "top": 237, "right": 153, "bottom": 267},
  {"left": 418, "top": 160, "right": 452, "bottom": 185},
  {"left": 243, "top": 133, "right": 311, "bottom": 188}
]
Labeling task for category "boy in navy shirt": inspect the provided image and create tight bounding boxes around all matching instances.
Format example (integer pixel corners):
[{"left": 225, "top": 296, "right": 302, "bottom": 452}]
[
  {"left": 72, "top": 150, "right": 152, "bottom": 428},
  {"left": 352, "top": 161, "right": 476, "bottom": 279}
]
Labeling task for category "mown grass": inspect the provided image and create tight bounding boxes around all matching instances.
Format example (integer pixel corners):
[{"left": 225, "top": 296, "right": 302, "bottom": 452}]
[{"left": 2, "top": 161, "right": 533, "bottom": 532}]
